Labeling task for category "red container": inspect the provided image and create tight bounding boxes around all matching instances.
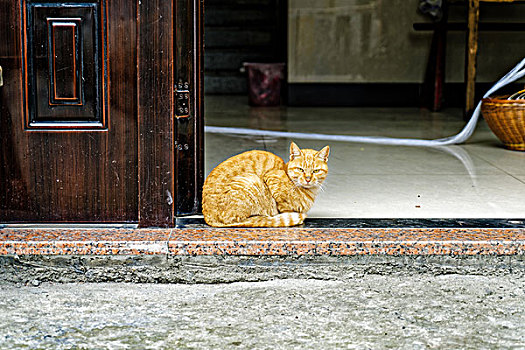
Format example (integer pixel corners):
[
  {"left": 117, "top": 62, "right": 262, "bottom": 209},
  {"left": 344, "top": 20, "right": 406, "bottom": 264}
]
[{"left": 244, "top": 62, "right": 285, "bottom": 106}]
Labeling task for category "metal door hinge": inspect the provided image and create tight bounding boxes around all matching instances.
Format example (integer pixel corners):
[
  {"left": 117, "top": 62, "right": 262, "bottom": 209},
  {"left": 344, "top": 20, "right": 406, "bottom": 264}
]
[
  {"left": 175, "top": 81, "right": 190, "bottom": 118},
  {"left": 0, "top": 66, "right": 3, "bottom": 87}
]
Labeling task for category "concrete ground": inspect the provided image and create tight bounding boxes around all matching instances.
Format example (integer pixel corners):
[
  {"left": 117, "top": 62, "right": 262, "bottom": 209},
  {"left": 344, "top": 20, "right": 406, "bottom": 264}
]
[{"left": 1, "top": 275, "right": 524, "bottom": 349}]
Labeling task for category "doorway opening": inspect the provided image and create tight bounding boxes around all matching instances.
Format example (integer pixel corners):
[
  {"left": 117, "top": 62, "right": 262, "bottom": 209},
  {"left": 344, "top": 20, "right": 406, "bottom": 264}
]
[{"left": 203, "top": 0, "right": 525, "bottom": 219}]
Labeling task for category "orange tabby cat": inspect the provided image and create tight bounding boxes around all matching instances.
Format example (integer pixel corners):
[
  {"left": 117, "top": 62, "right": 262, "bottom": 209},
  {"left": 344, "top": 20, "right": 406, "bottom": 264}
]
[{"left": 202, "top": 142, "right": 329, "bottom": 227}]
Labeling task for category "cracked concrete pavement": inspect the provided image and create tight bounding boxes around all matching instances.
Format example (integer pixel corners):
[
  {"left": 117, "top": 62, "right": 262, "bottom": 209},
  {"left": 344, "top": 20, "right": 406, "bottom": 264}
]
[{"left": 1, "top": 275, "right": 524, "bottom": 349}]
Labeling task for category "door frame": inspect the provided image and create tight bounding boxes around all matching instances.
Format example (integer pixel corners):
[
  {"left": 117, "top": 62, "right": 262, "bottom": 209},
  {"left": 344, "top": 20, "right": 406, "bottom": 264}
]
[{"left": 137, "top": 0, "right": 204, "bottom": 227}]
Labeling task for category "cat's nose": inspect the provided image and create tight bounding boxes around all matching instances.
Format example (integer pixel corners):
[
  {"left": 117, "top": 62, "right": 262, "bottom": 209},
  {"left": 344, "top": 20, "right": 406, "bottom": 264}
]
[{"left": 305, "top": 176, "right": 312, "bottom": 182}]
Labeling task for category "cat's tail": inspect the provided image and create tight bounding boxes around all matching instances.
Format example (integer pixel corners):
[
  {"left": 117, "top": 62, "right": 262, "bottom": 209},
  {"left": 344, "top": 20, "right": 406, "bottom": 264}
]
[{"left": 222, "top": 212, "right": 307, "bottom": 228}]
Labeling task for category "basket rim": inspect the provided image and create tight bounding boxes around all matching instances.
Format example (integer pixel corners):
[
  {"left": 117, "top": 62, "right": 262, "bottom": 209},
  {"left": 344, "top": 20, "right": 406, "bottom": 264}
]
[{"left": 482, "top": 95, "right": 525, "bottom": 104}]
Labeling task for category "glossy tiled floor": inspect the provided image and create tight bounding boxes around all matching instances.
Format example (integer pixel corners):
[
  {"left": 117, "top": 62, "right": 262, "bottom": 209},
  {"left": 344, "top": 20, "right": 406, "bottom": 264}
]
[{"left": 205, "top": 96, "right": 525, "bottom": 218}]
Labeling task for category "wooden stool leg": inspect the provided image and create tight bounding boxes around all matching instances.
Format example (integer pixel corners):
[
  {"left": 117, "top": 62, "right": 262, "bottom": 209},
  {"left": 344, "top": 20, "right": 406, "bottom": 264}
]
[
  {"left": 465, "top": 0, "right": 480, "bottom": 118},
  {"left": 432, "top": 2, "right": 448, "bottom": 111},
  {"left": 421, "top": 3, "right": 448, "bottom": 112}
]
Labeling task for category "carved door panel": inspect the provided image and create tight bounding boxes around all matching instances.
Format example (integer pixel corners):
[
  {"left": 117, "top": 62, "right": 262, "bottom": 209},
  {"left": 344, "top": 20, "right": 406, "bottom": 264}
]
[
  {"left": 0, "top": 0, "right": 203, "bottom": 224},
  {"left": 0, "top": 0, "right": 138, "bottom": 222}
]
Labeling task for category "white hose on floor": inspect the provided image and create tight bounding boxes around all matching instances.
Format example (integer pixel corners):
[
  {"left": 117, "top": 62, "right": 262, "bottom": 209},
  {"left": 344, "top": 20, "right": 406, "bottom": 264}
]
[{"left": 205, "top": 58, "right": 525, "bottom": 147}]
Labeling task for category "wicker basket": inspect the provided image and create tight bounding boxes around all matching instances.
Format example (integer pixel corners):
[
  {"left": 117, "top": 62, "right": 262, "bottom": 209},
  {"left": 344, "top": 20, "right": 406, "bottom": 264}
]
[{"left": 481, "top": 96, "right": 525, "bottom": 151}]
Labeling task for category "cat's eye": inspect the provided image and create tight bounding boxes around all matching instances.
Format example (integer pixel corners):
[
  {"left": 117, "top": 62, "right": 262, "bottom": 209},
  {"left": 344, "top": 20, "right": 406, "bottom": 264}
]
[{"left": 313, "top": 169, "right": 321, "bottom": 173}]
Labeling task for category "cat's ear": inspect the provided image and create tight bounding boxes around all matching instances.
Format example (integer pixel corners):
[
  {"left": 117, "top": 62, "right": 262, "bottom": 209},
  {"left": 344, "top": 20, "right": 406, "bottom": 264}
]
[
  {"left": 290, "top": 142, "right": 302, "bottom": 161},
  {"left": 316, "top": 146, "right": 330, "bottom": 162}
]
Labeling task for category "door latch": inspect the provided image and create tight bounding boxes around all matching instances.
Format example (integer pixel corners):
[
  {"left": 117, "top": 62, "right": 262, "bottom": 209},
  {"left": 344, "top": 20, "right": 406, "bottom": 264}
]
[
  {"left": 175, "top": 81, "right": 190, "bottom": 118},
  {"left": 0, "top": 66, "right": 3, "bottom": 87}
]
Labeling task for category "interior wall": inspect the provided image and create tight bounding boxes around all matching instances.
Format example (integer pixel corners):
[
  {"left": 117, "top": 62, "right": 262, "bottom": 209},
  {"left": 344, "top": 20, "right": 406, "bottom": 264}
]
[{"left": 288, "top": 0, "right": 525, "bottom": 84}]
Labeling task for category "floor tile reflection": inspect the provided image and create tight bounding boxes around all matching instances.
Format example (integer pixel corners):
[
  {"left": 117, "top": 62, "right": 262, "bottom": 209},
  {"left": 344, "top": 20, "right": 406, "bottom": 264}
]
[{"left": 205, "top": 96, "right": 525, "bottom": 218}]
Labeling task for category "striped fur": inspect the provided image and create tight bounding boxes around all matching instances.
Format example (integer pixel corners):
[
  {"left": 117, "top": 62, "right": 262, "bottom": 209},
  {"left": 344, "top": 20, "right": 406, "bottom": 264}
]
[
  {"left": 202, "top": 143, "right": 330, "bottom": 227},
  {"left": 219, "top": 213, "right": 307, "bottom": 228}
]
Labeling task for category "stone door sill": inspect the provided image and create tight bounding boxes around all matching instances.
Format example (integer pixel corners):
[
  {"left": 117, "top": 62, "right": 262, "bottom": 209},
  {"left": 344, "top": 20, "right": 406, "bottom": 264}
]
[{"left": 1, "top": 219, "right": 524, "bottom": 256}]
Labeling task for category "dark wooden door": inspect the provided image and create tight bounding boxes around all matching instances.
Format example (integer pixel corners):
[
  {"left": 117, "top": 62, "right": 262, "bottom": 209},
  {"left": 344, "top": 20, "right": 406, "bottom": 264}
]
[{"left": 0, "top": 0, "right": 204, "bottom": 224}]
